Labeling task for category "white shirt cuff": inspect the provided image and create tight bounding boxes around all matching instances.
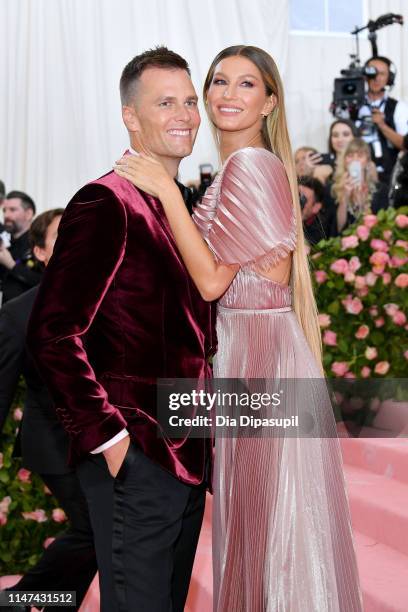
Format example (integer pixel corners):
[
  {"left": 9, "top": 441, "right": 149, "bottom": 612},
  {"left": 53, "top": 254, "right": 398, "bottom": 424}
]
[{"left": 90, "top": 428, "right": 129, "bottom": 454}]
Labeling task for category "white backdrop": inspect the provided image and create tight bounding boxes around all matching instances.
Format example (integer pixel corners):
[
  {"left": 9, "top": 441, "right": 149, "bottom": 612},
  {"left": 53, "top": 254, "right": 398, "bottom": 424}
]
[{"left": 0, "top": 0, "right": 406, "bottom": 213}]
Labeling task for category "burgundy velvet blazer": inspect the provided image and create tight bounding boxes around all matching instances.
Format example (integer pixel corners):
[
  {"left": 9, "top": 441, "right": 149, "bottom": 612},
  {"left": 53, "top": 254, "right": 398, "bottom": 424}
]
[{"left": 27, "top": 167, "right": 216, "bottom": 486}]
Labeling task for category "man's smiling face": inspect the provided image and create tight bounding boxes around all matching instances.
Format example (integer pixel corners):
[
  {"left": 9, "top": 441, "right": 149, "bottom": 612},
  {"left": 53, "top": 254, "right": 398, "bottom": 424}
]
[{"left": 126, "top": 67, "right": 200, "bottom": 166}]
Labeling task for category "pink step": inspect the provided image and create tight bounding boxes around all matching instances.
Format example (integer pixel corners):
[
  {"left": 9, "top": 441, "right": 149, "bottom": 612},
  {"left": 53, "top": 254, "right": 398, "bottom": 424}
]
[
  {"left": 341, "top": 438, "right": 408, "bottom": 485},
  {"left": 344, "top": 464, "right": 408, "bottom": 556},
  {"left": 355, "top": 531, "right": 408, "bottom": 612},
  {"left": 373, "top": 400, "right": 408, "bottom": 435}
]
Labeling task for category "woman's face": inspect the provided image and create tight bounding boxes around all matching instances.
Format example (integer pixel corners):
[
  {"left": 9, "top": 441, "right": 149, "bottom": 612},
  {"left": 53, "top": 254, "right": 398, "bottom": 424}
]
[
  {"left": 345, "top": 149, "right": 369, "bottom": 171},
  {"left": 331, "top": 123, "right": 354, "bottom": 154},
  {"left": 206, "top": 56, "right": 273, "bottom": 134}
]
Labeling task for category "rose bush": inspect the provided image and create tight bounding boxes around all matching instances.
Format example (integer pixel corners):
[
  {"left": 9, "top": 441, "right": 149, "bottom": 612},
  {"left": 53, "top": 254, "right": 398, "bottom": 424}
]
[
  {"left": 0, "top": 381, "right": 65, "bottom": 574},
  {"left": 312, "top": 206, "right": 408, "bottom": 378}
]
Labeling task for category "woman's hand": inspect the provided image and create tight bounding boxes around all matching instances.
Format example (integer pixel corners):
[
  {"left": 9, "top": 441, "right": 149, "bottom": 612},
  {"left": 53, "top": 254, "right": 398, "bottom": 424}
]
[
  {"left": 342, "top": 173, "right": 357, "bottom": 200},
  {"left": 114, "top": 153, "right": 174, "bottom": 199}
]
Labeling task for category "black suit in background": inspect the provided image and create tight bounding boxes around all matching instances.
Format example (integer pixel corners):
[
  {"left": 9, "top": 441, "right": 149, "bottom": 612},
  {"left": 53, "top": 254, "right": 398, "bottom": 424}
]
[
  {"left": 0, "top": 287, "right": 97, "bottom": 611},
  {"left": 0, "top": 231, "right": 42, "bottom": 304}
]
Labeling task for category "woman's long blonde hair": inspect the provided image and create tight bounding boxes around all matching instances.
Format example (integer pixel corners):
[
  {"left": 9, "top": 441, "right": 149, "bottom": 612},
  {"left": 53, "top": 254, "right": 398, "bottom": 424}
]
[
  {"left": 331, "top": 138, "right": 376, "bottom": 213},
  {"left": 203, "top": 45, "right": 322, "bottom": 367}
]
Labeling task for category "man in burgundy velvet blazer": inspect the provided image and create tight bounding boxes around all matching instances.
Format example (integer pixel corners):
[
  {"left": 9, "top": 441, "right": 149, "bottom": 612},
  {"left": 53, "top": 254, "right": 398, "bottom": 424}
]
[{"left": 27, "top": 47, "right": 215, "bottom": 612}]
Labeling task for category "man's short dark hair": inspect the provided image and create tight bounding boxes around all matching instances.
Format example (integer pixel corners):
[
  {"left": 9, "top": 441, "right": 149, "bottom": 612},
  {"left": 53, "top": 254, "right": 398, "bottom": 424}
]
[
  {"left": 120, "top": 46, "right": 190, "bottom": 105},
  {"left": 298, "top": 176, "right": 325, "bottom": 204},
  {"left": 6, "top": 190, "right": 36, "bottom": 215},
  {"left": 29, "top": 208, "right": 64, "bottom": 250}
]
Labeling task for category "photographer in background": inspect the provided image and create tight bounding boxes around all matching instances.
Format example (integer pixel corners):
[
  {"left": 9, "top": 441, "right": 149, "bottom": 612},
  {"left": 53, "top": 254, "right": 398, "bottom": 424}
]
[
  {"left": 0, "top": 181, "right": 5, "bottom": 231},
  {"left": 327, "top": 138, "right": 389, "bottom": 234},
  {"left": 358, "top": 56, "right": 408, "bottom": 185},
  {"left": 0, "top": 208, "right": 96, "bottom": 611},
  {"left": 299, "top": 176, "right": 336, "bottom": 244},
  {"left": 390, "top": 133, "right": 408, "bottom": 208},
  {"left": 0, "top": 190, "right": 42, "bottom": 304}
]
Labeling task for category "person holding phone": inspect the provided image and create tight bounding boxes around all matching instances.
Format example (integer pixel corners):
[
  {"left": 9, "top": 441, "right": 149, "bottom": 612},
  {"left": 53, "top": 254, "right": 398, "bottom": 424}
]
[{"left": 327, "top": 138, "right": 389, "bottom": 233}]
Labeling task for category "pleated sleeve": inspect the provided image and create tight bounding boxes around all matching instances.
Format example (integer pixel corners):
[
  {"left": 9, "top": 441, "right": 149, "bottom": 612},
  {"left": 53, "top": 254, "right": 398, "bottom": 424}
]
[{"left": 194, "top": 147, "right": 297, "bottom": 271}]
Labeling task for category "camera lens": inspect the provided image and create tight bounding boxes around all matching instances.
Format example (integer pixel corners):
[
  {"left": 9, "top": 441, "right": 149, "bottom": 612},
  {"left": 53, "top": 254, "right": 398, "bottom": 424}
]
[{"left": 343, "top": 83, "right": 356, "bottom": 95}]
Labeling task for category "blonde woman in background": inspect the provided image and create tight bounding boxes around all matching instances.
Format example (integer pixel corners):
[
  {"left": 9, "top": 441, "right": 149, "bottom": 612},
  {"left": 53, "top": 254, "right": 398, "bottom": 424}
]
[
  {"left": 115, "top": 45, "right": 362, "bottom": 611},
  {"left": 329, "top": 137, "right": 388, "bottom": 232}
]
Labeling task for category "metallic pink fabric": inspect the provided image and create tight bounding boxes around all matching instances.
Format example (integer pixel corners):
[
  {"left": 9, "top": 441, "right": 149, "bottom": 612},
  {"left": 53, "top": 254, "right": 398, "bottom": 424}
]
[
  {"left": 193, "top": 148, "right": 363, "bottom": 611},
  {"left": 27, "top": 162, "right": 216, "bottom": 486}
]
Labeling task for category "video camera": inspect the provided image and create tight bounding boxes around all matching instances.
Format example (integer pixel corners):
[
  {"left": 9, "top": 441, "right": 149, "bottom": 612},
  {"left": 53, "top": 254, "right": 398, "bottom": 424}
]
[{"left": 331, "top": 13, "right": 403, "bottom": 120}]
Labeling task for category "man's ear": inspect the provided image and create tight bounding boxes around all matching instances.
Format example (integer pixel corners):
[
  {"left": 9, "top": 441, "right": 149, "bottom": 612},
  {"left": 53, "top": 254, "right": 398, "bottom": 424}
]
[
  {"left": 33, "top": 245, "right": 46, "bottom": 263},
  {"left": 122, "top": 105, "right": 141, "bottom": 133},
  {"left": 262, "top": 94, "right": 277, "bottom": 118},
  {"left": 312, "top": 202, "right": 322, "bottom": 215}
]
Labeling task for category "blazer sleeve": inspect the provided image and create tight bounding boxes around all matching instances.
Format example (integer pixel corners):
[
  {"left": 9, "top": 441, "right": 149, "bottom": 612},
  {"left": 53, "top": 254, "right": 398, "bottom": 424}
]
[
  {"left": 205, "top": 148, "right": 297, "bottom": 271},
  {"left": 26, "top": 183, "right": 128, "bottom": 456},
  {"left": 0, "top": 307, "right": 24, "bottom": 433}
]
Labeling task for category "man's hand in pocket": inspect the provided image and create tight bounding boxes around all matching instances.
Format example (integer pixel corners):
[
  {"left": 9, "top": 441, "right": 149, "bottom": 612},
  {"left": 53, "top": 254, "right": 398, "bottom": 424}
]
[{"left": 103, "top": 435, "right": 130, "bottom": 478}]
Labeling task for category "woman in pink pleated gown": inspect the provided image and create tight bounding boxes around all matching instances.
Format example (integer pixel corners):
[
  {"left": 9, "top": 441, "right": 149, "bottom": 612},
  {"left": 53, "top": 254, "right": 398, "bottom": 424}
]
[{"left": 115, "top": 45, "right": 363, "bottom": 612}]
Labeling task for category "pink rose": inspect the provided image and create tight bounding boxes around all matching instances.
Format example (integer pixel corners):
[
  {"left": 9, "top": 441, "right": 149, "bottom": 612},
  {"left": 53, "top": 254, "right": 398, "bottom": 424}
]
[
  {"left": 395, "top": 273, "right": 408, "bottom": 289},
  {"left": 390, "top": 256, "right": 408, "bottom": 267},
  {"left": 22, "top": 509, "right": 47, "bottom": 523},
  {"left": 370, "top": 238, "right": 389, "bottom": 252},
  {"left": 374, "top": 361, "right": 390, "bottom": 375},
  {"left": 354, "top": 275, "right": 366, "bottom": 289},
  {"left": 382, "top": 272, "right": 391, "bottom": 285},
  {"left": 0, "top": 512, "right": 7, "bottom": 526},
  {"left": 44, "top": 537, "right": 56, "bottom": 549},
  {"left": 369, "top": 251, "right": 389, "bottom": 268},
  {"left": 355, "top": 325, "right": 369, "bottom": 339},
  {"left": 341, "top": 235, "right": 359, "bottom": 250},
  {"left": 393, "top": 311, "right": 407, "bottom": 326},
  {"left": 0, "top": 496, "right": 11, "bottom": 514},
  {"left": 382, "top": 230, "right": 392, "bottom": 241},
  {"left": 361, "top": 366, "right": 371, "bottom": 378},
  {"left": 369, "top": 306, "right": 379, "bottom": 317},
  {"left": 356, "top": 287, "right": 369, "bottom": 297},
  {"left": 330, "top": 258, "right": 349, "bottom": 275},
  {"left": 365, "top": 272, "right": 377, "bottom": 287},
  {"left": 356, "top": 225, "right": 370, "bottom": 241},
  {"left": 349, "top": 256, "right": 362, "bottom": 273},
  {"left": 395, "top": 214, "right": 408, "bottom": 228},
  {"left": 342, "top": 295, "right": 363, "bottom": 315},
  {"left": 364, "top": 214, "right": 378, "bottom": 228},
  {"left": 318, "top": 314, "right": 331, "bottom": 328},
  {"left": 52, "top": 508, "right": 67, "bottom": 523},
  {"left": 374, "top": 317, "right": 385, "bottom": 328},
  {"left": 384, "top": 303, "right": 399, "bottom": 316},
  {"left": 13, "top": 407, "right": 23, "bottom": 421},
  {"left": 344, "top": 271, "right": 355, "bottom": 283},
  {"left": 365, "top": 347, "right": 378, "bottom": 360},
  {"left": 323, "top": 330, "right": 337, "bottom": 346},
  {"left": 404, "top": 351, "right": 408, "bottom": 360},
  {"left": 331, "top": 362, "right": 349, "bottom": 377},
  {"left": 314, "top": 270, "right": 328, "bottom": 284},
  {"left": 0, "top": 452, "right": 3, "bottom": 469},
  {"left": 344, "top": 371, "right": 356, "bottom": 379},
  {"left": 17, "top": 468, "right": 31, "bottom": 483},
  {"left": 395, "top": 240, "right": 408, "bottom": 251}
]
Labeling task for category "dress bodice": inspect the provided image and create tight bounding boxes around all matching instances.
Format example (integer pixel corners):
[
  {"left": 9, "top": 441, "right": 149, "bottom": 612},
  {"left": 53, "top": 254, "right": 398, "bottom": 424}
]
[{"left": 192, "top": 147, "right": 296, "bottom": 310}]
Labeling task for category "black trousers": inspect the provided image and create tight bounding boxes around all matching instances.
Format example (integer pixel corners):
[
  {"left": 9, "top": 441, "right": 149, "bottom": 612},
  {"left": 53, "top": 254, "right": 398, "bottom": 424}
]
[
  {"left": 77, "top": 443, "right": 206, "bottom": 612},
  {"left": 8, "top": 471, "right": 97, "bottom": 611}
]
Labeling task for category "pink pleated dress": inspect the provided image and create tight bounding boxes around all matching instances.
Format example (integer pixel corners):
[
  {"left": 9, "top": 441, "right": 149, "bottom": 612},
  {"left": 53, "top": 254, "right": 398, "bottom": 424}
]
[{"left": 193, "top": 148, "right": 363, "bottom": 612}]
